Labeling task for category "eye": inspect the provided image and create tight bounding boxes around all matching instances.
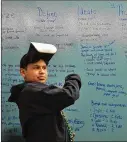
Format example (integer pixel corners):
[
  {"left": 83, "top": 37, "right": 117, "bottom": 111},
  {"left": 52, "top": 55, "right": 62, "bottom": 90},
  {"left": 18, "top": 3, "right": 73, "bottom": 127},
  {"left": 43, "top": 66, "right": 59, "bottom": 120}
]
[
  {"left": 43, "top": 66, "right": 47, "bottom": 70},
  {"left": 33, "top": 66, "right": 40, "bottom": 69}
]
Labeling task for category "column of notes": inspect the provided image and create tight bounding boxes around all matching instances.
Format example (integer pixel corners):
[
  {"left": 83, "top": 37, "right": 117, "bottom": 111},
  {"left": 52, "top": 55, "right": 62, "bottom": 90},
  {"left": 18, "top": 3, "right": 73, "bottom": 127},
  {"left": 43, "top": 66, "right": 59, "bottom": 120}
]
[
  {"left": 80, "top": 41, "right": 116, "bottom": 77},
  {"left": 109, "top": 2, "right": 127, "bottom": 40},
  {"left": 2, "top": 11, "right": 27, "bottom": 50},
  {"left": 77, "top": 5, "right": 112, "bottom": 43},
  {"left": 90, "top": 100, "right": 126, "bottom": 133},
  {"left": 47, "top": 64, "right": 76, "bottom": 77},
  {"left": 88, "top": 81, "right": 127, "bottom": 98},
  {"left": 2, "top": 96, "right": 20, "bottom": 135},
  {"left": 33, "top": 6, "right": 74, "bottom": 50},
  {"left": 2, "top": 63, "right": 23, "bottom": 90}
]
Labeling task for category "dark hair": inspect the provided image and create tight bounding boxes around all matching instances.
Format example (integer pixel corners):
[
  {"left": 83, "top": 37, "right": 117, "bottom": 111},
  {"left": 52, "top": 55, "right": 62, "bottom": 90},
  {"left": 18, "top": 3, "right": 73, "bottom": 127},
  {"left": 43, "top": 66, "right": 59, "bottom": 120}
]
[{"left": 20, "top": 53, "right": 49, "bottom": 69}]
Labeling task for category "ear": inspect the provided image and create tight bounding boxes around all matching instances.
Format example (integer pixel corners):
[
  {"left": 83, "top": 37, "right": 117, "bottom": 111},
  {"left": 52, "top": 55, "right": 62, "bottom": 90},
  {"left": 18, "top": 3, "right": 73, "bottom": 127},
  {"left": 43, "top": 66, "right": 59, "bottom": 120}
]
[{"left": 20, "top": 68, "right": 26, "bottom": 78}]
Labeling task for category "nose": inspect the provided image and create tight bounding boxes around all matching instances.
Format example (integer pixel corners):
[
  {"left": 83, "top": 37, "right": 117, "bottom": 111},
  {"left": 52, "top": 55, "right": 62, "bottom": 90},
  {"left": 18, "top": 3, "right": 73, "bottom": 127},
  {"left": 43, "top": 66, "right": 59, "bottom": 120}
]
[{"left": 39, "top": 68, "right": 45, "bottom": 74}]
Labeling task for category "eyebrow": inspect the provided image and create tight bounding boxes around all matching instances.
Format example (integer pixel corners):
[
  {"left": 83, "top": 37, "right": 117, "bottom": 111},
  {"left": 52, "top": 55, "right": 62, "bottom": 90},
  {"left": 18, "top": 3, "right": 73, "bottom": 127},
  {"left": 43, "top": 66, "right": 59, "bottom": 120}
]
[
  {"left": 33, "top": 64, "right": 40, "bottom": 66},
  {"left": 32, "top": 64, "right": 47, "bottom": 67}
]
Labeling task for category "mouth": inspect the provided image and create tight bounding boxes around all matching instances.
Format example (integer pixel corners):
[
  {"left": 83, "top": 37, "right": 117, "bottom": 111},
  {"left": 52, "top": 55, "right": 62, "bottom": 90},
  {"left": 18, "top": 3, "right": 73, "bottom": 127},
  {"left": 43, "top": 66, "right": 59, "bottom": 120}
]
[{"left": 37, "top": 76, "right": 45, "bottom": 80}]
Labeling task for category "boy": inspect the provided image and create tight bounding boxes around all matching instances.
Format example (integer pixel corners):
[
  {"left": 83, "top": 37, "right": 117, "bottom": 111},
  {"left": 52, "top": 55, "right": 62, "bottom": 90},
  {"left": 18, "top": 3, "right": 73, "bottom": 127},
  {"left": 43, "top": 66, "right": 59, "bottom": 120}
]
[{"left": 8, "top": 42, "right": 81, "bottom": 142}]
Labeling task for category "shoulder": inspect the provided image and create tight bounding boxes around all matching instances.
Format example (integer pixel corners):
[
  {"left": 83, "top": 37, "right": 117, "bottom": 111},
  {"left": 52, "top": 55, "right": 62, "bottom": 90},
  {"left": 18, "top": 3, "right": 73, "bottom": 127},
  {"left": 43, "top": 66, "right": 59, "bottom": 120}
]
[{"left": 24, "top": 82, "right": 49, "bottom": 91}]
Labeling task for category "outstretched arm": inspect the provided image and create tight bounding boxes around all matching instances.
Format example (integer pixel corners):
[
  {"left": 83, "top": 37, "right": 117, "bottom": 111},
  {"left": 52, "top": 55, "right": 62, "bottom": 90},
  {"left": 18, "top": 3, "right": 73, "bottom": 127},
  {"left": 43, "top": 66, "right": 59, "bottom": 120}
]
[{"left": 42, "top": 74, "right": 81, "bottom": 111}]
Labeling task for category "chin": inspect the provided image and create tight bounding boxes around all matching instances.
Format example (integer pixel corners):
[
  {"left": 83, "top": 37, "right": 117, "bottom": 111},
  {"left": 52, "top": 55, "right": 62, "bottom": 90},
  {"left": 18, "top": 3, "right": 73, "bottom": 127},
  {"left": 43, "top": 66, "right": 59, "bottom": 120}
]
[{"left": 40, "top": 80, "right": 46, "bottom": 83}]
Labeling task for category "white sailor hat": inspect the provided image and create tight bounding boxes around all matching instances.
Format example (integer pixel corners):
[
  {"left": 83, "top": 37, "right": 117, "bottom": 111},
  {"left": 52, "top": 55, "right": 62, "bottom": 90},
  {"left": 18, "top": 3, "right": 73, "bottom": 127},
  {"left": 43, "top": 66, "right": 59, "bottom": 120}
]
[{"left": 20, "top": 42, "right": 57, "bottom": 68}]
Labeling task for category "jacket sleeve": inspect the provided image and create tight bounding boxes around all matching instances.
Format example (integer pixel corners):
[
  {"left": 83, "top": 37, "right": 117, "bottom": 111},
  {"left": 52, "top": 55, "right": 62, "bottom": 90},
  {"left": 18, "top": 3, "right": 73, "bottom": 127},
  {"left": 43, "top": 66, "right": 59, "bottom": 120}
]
[{"left": 42, "top": 74, "right": 81, "bottom": 111}]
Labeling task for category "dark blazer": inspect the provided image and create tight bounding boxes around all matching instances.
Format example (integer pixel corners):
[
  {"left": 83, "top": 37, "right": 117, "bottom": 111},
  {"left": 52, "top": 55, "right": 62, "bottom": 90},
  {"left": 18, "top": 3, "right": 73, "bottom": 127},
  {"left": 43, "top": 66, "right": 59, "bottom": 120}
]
[{"left": 8, "top": 74, "right": 81, "bottom": 142}]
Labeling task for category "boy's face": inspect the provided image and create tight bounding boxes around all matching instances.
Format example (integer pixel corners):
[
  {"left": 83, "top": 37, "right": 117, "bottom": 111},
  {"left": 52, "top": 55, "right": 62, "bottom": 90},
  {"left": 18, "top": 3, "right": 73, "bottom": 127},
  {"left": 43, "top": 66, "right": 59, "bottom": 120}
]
[{"left": 20, "top": 59, "right": 48, "bottom": 83}]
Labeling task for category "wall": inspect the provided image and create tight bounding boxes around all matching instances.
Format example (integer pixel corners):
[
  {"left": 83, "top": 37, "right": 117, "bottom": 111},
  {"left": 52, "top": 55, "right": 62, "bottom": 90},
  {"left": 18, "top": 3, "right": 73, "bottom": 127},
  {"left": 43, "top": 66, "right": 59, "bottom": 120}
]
[{"left": 2, "top": 1, "right": 127, "bottom": 141}]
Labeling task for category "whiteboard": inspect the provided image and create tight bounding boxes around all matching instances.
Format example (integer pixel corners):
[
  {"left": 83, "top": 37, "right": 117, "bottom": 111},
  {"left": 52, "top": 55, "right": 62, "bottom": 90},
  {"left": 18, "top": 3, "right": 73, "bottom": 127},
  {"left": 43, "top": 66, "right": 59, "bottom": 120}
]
[{"left": 2, "top": 1, "right": 127, "bottom": 141}]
